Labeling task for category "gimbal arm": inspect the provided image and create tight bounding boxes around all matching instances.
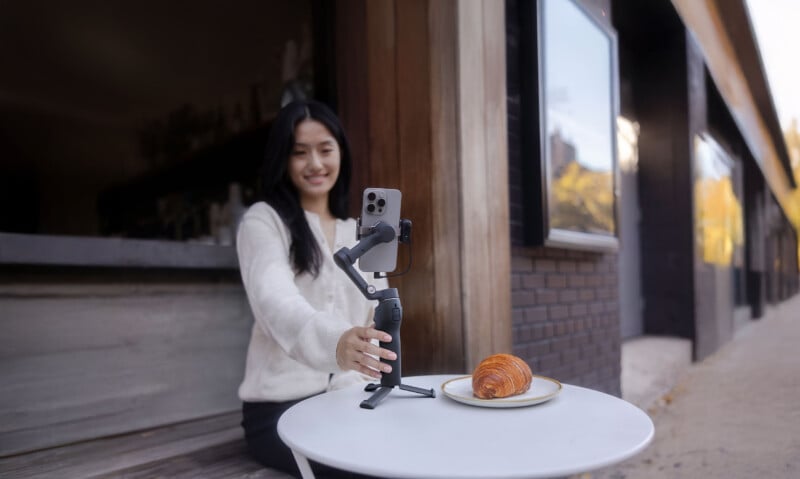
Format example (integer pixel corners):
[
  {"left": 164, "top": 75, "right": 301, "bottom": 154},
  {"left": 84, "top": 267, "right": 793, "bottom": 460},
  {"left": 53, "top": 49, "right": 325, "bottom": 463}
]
[{"left": 333, "top": 221, "right": 398, "bottom": 302}]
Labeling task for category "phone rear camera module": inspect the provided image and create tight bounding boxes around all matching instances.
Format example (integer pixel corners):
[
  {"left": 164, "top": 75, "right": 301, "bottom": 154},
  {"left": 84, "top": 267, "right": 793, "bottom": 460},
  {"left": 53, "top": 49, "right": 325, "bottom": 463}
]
[
  {"left": 367, "top": 192, "right": 377, "bottom": 201},
  {"left": 367, "top": 204, "right": 376, "bottom": 213}
]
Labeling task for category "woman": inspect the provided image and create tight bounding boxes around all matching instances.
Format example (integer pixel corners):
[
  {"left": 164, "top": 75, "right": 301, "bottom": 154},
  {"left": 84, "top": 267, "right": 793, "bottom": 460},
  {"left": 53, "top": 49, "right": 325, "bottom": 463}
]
[{"left": 236, "top": 100, "right": 395, "bottom": 478}]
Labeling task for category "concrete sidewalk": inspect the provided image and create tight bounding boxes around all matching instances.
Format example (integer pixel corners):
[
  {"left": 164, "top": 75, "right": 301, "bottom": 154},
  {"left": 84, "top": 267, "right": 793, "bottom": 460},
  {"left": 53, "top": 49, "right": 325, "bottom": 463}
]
[{"left": 585, "top": 292, "right": 800, "bottom": 478}]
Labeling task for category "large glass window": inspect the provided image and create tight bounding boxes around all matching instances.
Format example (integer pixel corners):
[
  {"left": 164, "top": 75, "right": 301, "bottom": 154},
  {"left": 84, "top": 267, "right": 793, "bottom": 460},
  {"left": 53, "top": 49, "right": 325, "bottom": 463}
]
[
  {"left": 693, "top": 134, "right": 745, "bottom": 267},
  {"left": 1, "top": 1, "right": 316, "bottom": 246},
  {"left": 532, "top": 0, "right": 619, "bottom": 250}
]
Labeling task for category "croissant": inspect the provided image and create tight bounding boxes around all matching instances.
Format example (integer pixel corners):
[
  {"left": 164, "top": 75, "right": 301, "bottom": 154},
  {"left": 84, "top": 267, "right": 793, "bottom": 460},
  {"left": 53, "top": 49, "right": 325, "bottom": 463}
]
[{"left": 472, "top": 353, "right": 533, "bottom": 399}]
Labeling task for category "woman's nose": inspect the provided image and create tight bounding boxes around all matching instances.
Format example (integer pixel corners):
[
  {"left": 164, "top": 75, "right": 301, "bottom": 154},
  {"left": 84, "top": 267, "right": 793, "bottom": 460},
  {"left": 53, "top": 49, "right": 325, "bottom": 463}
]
[{"left": 307, "top": 151, "right": 323, "bottom": 169}]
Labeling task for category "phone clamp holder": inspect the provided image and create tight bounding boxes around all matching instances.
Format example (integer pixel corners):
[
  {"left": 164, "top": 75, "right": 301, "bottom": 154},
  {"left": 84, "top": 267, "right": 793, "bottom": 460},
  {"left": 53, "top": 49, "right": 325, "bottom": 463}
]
[{"left": 333, "top": 220, "right": 436, "bottom": 409}]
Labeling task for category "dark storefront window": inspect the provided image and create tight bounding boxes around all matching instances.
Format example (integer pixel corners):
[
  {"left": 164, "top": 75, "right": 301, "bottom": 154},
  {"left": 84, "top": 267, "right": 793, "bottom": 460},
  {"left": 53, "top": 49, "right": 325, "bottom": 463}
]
[{"left": 1, "top": 1, "right": 322, "bottom": 247}]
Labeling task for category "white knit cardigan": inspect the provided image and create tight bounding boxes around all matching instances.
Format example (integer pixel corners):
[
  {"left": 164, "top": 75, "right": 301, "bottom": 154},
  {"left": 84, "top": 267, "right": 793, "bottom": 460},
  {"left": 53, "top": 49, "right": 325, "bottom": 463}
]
[{"left": 236, "top": 202, "right": 387, "bottom": 402}]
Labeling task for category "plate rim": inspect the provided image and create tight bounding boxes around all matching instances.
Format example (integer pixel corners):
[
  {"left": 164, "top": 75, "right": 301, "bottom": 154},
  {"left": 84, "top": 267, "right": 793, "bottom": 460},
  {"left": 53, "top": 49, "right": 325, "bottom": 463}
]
[{"left": 441, "top": 374, "right": 563, "bottom": 406}]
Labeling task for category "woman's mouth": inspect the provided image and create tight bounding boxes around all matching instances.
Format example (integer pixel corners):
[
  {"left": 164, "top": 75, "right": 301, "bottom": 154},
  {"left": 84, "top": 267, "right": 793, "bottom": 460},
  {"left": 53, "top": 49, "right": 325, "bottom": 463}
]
[{"left": 304, "top": 173, "right": 328, "bottom": 185}]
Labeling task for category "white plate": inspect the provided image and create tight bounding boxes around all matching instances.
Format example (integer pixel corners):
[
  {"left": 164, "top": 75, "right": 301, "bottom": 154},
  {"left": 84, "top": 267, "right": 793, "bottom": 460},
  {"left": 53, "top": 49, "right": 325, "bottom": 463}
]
[{"left": 441, "top": 375, "right": 562, "bottom": 408}]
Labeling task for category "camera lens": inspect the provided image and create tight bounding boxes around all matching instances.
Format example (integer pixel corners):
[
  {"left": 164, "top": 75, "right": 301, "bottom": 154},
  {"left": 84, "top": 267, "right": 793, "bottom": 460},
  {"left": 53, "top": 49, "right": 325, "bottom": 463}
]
[
  {"left": 377, "top": 199, "right": 386, "bottom": 207},
  {"left": 367, "top": 204, "right": 376, "bottom": 213},
  {"left": 367, "top": 192, "right": 376, "bottom": 201}
]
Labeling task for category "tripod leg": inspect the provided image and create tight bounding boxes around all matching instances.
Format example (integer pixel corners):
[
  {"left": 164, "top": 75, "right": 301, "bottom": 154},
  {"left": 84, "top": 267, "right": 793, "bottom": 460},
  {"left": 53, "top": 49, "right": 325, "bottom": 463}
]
[
  {"left": 360, "top": 386, "right": 393, "bottom": 409},
  {"left": 398, "top": 383, "right": 436, "bottom": 398}
]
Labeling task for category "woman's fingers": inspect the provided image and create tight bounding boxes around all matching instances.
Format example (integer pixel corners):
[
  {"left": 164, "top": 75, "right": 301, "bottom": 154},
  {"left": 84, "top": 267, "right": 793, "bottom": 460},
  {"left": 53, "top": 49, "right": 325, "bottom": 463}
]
[
  {"left": 347, "top": 352, "right": 384, "bottom": 379},
  {"left": 358, "top": 327, "right": 397, "bottom": 361},
  {"left": 361, "top": 354, "right": 390, "bottom": 375},
  {"left": 336, "top": 327, "right": 397, "bottom": 377},
  {"left": 360, "top": 325, "right": 392, "bottom": 344},
  {"left": 363, "top": 342, "right": 397, "bottom": 361}
]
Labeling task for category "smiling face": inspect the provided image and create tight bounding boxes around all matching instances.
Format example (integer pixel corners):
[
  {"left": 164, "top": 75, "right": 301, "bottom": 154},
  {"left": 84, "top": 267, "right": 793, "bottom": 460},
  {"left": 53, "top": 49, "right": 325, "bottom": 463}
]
[{"left": 288, "top": 119, "right": 341, "bottom": 211}]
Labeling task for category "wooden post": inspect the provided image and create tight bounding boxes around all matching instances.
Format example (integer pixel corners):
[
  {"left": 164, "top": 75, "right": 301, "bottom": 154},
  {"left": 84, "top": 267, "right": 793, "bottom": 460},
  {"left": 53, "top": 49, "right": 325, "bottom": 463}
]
[
  {"left": 336, "top": 0, "right": 511, "bottom": 374},
  {"left": 454, "top": 0, "right": 512, "bottom": 369}
]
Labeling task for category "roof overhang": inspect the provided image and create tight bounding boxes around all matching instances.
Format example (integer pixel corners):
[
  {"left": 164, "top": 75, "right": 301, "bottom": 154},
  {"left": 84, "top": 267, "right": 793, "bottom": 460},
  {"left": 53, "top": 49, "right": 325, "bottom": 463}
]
[
  {"left": 713, "top": 0, "right": 795, "bottom": 188},
  {"left": 672, "top": 0, "right": 797, "bottom": 215}
]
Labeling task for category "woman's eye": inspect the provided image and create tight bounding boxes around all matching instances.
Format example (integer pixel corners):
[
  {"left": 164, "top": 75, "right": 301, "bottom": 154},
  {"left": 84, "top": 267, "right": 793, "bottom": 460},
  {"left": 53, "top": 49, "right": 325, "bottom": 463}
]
[{"left": 292, "top": 150, "right": 305, "bottom": 156}]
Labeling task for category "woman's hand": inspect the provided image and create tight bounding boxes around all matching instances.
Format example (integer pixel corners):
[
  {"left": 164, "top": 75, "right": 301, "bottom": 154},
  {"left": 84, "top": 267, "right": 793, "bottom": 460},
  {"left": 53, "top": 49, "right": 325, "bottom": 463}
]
[{"left": 336, "top": 326, "right": 397, "bottom": 379}]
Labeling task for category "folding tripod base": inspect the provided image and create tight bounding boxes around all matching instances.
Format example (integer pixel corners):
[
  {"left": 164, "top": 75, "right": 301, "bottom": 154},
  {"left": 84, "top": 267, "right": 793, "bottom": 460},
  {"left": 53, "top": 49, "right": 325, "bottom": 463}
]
[{"left": 360, "top": 382, "right": 436, "bottom": 409}]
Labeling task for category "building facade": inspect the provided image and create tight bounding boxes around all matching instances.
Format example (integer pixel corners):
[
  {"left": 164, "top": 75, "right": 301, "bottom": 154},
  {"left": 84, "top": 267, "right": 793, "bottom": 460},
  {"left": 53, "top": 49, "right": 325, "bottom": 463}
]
[{"left": 1, "top": 0, "right": 797, "bottom": 457}]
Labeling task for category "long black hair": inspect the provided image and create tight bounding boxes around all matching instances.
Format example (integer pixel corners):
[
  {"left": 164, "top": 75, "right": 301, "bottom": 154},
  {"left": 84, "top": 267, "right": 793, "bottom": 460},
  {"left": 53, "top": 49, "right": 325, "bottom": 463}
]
[{"left": 261, "top": 100, "right": 353, "bottom": 277}]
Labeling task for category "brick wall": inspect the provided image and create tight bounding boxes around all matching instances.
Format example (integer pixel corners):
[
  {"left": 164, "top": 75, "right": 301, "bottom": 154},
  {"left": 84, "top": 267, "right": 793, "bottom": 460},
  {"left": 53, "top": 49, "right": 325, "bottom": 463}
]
[
  {"left": 506, "top": 0, "right": 621, "bottom": 396},
  {"left": 510, "top": 249, "right": 621, "bottom": 395}
]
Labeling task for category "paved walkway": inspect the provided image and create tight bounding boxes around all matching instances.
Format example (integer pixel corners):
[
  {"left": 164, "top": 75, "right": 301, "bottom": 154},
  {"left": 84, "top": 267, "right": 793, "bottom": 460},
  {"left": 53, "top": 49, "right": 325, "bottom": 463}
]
[{"left": 586, "top": 292, "right": 800, "bottom": 479}]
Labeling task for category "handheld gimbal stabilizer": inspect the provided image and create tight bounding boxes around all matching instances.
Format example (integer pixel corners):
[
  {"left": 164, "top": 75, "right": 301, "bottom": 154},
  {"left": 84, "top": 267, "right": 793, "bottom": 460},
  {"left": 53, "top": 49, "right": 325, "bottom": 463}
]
[{"left": 333, "top": 220, "right": 436, "bottom": 409}]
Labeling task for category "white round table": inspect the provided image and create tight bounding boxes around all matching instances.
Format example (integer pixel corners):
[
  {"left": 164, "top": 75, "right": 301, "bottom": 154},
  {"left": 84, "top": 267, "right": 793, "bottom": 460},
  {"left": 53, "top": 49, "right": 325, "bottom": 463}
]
[{"left": 278, "top": 374, "right": 654, "bottom": 478}]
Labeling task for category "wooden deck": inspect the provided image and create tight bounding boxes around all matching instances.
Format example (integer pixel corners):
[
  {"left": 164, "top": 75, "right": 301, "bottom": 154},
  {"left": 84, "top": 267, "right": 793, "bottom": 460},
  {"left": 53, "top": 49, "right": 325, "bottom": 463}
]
[{"left": 0, "top": 412, "right": 291, "bottom": 479}]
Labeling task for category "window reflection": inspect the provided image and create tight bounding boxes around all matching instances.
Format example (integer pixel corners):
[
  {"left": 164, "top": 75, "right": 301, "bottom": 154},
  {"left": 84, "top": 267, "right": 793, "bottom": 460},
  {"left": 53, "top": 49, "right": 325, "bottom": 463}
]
[
  {"left": 694, "top": 134, "right": 744, "bottom": 266},
  {"left": 783, "top": 119, "right": 800, "bottom": 269},
  {"left": 617, "top": 117, "right": 639, "bottom": 174},
  {"left": 543, "top": 0, "right": 616, "bottom": 237},
  {"left": 549, "top": 131, "right": 615, "bottom": 234}
]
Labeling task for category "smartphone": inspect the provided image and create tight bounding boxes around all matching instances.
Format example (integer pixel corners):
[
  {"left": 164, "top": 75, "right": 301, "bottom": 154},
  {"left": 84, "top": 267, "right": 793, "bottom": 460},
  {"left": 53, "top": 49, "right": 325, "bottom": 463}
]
[{"left": 358, "top": 188, "right": 401, "bottom": 272}]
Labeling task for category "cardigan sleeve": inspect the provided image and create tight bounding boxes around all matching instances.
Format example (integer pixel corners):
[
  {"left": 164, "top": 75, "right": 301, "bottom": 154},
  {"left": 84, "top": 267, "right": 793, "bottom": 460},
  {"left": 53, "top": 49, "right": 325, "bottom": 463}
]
[{"left": 236, "top": 205, "right": 352, "bottom": 373}]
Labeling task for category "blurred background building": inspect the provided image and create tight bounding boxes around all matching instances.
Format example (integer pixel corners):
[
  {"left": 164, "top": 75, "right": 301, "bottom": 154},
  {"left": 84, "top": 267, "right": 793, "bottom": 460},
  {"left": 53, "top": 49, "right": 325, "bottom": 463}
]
[{"left": 1, "top": 0, "right": 797, "bottom": 471}]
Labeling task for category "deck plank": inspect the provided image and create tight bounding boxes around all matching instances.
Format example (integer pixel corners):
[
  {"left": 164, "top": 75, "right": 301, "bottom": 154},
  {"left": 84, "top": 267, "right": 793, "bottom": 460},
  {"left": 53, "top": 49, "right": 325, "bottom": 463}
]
[
  {"left": 91, "top": 440, "right": 292, "bottom": 479},
  {"left": 0, "top": 412, "right": 269, "bottom": 479}
]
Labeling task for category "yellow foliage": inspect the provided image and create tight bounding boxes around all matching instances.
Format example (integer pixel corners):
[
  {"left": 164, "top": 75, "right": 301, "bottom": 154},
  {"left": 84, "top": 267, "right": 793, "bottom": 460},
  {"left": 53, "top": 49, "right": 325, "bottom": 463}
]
[
  {"left": 784, "top": 122, "right": 800, "bottom": 269},
  {"left": 550, "top": 161, "right": 614, "bottom": 234},
  {"left": 695, "top": 176, "right": 743, "bottom": 266}
]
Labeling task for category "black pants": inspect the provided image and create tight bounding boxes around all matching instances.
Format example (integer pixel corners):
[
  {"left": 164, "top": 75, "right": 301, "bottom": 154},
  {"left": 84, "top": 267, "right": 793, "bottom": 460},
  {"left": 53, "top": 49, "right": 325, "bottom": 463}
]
[{"left": 241, "top": 400, "right": 377, "bottom": 479}]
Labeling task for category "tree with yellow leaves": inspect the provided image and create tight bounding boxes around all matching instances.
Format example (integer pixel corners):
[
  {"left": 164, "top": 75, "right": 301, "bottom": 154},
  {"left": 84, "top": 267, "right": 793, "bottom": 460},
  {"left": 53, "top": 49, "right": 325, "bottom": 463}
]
[
  {"left": 550, "top": 160, "right": 614, "bottom": 234},
  {"left": 694, "top": 175, "right": 744, "bottom": 266},
  {"left": 784, "top": 119, "right": 800, "bottom": 267}
]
